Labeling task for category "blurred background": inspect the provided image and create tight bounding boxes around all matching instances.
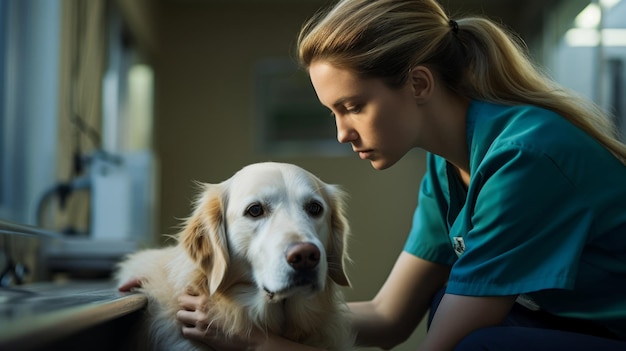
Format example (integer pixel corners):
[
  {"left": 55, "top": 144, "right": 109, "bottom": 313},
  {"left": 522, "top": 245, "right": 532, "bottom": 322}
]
[{"left": 0, "top": 0, "right": 625, "bottom": 349}]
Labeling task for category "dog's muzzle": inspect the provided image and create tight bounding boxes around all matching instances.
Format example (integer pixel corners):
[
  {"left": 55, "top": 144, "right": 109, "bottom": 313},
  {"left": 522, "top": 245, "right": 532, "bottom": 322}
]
[{"left": 263, "top": 242, "right": 323, "bottom": 302}]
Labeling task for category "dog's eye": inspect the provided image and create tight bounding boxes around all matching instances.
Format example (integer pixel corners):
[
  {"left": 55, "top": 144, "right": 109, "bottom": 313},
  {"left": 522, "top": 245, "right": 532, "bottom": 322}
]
[
  {"left": 245, "top": 203, "right": 264, "bottom": 218},
  {"left": 305, "top": 201, "right": 323, "bottom": 217}
]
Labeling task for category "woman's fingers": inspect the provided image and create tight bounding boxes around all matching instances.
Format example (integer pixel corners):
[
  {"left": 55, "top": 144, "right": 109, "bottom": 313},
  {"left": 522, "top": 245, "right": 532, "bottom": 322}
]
[
  {"left": 178, "top": 293, "right": 207, "bottom": 311},
  {"left": 181, "top": 324, "right": 207, "bottom": 338},
  {"left": 180, "top": 321, "right": 253, "bottom": 351},
  {"left": 176, "top": 293, "right": 264, "bottom": 350},
  {"left": 176, "top": 309, "right": 204, "bottom": 327},
  {"left": 118, "top": 277, "right": 143, "bottom": 292},
  {"left": 177, "top": 289, "right": 255, "bottom": 350}
]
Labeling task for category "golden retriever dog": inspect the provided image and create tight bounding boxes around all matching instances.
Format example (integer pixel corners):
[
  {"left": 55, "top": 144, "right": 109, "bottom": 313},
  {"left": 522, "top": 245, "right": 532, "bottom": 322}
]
[{"left": 115, "top": 162, "right": 353, "bottom": 350}]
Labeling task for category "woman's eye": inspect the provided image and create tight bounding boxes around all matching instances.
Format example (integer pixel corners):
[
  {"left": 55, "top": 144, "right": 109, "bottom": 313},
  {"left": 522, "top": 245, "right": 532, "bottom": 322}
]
[
  {"left": 305, "top": 201, "right": 323, "bottom": 217},
  {"left": 346, "top": 105, "right": 362, "bottom": 114},
  {"left": 245, "top": 203, "right": 264, "bottom": 217}
]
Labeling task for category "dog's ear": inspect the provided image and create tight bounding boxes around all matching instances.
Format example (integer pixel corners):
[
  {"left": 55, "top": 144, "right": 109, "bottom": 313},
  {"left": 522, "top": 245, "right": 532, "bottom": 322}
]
[
  {"left": 325, "top": 184, "right": 351, "bottom": 287},
  {"left": 180, "top": 182, "right": 230, "bottom": 295}
]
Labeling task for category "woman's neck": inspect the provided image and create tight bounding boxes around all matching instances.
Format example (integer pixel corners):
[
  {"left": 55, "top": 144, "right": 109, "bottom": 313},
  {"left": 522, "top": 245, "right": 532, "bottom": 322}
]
[{"left": 423, "top": 92, "right": 471, "bottom": 174}]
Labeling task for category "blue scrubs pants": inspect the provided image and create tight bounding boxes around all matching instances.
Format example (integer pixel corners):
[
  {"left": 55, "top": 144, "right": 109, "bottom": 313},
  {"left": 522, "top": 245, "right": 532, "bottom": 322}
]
[{"left": 428, "top": 288, "right": 626, "bottom": 351}]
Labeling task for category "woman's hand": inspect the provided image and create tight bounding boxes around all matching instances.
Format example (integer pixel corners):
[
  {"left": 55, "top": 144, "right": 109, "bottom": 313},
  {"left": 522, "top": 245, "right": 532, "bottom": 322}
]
[
  {"left": 176, "top": 292, "right": 265, "bottom": 351},
  {"left": 176, "top": 292, "right": 322, "bottom": 351}
]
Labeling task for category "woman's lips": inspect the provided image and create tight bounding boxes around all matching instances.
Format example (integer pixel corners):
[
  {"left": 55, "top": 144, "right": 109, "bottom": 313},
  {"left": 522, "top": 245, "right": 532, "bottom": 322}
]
[{"left": 357, "top": 150, "right": 372, "bottom": 159}]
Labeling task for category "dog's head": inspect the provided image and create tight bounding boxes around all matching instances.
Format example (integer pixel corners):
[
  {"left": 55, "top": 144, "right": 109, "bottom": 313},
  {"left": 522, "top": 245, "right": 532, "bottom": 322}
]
[{"left": 179, "top": 162, "right": 350, "bottom": 301}]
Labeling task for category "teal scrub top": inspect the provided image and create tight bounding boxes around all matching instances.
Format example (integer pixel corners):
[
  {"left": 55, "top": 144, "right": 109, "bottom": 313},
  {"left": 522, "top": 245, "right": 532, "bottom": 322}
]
[{"left": 404, "top": 100, "right": 626, "bottom": 338}]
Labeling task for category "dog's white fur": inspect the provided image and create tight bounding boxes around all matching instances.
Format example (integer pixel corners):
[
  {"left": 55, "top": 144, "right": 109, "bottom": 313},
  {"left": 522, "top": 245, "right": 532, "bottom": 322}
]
[{"left": 115, "top": 162, "right": 353, "bottom": 350}]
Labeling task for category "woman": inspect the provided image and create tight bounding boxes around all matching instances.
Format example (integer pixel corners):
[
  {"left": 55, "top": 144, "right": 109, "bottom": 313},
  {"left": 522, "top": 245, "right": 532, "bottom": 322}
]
[{"left": 123, "top": 0, "right": 626, "bottom": 349}]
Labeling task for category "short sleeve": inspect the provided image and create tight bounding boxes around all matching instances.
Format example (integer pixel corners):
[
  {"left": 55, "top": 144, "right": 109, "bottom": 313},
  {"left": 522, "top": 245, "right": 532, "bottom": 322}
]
[
  {"left": 446, "top": 145, "right": 589, "bottom": 296},
  {"left": 403, "top": 155, "right": 457, "bottom": 265}
]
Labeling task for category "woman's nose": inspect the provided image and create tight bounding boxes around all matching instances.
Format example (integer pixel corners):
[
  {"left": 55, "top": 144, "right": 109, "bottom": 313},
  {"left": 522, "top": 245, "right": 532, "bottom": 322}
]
[{"left": 336, "top": 117, "right": 357, "bottom": 143}]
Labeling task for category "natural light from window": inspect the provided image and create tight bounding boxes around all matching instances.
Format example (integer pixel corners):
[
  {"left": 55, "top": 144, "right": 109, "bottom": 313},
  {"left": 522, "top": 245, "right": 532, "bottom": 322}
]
[{"left": 566, "top": 0, "right": 626, "bottom": 47}]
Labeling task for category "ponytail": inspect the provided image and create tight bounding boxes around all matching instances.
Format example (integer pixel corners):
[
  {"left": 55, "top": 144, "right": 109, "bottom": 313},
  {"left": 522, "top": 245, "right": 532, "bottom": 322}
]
[{"left": 456, "top": 17, "right": 626, "bottom": 163}]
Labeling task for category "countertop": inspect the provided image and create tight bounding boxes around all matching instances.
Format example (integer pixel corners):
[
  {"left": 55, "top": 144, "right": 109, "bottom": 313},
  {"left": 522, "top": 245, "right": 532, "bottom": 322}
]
[{"left": 0, "top": 280, "right": 147, "bottom": 350}]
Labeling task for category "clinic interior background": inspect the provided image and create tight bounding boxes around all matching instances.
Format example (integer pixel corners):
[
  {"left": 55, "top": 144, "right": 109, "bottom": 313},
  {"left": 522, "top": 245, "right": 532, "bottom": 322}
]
[{"left": 1, "top": 0, "right": 625, "bottom": 350}]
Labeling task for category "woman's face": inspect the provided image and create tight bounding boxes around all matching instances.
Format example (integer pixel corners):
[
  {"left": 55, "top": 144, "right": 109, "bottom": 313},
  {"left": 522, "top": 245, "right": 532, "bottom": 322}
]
[{"left": 309, "top": 61, "right": 423, "bottom": 170}]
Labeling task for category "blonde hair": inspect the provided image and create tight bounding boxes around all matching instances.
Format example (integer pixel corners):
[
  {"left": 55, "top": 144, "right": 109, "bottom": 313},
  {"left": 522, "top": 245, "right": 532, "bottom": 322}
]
[{"left": 297, "top": 0, "right": 626, "bottom": 164}]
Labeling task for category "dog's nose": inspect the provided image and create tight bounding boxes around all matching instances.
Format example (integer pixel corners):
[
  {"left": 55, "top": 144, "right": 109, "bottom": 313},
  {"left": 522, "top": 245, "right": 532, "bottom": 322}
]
[{"left": 286, "top": 242, "right": 320, "bottom": 270}]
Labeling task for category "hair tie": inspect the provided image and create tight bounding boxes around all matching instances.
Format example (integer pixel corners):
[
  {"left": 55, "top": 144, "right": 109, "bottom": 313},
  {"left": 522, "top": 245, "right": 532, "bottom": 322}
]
[{"left": 449, "top": 19, "right": 459, "bottom": 34}]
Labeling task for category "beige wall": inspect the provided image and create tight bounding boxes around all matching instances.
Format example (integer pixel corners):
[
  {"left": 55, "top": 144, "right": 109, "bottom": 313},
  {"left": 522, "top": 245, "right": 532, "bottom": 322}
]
[{"left": 145, "top": 1, "right": 429, "bottom": 349}]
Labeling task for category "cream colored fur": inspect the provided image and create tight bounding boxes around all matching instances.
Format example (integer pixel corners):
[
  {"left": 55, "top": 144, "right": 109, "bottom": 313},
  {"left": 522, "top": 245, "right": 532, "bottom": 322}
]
[{"left": 115, "top": 162, "right": 354, "bottom": 350}]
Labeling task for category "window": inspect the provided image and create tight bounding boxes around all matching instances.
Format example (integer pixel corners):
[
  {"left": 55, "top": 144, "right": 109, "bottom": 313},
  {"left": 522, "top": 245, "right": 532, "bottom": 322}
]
[
  {"left": 550, "top": 0, "right": 626, "bottom": 140},
  {"left": 0, "top": 0, "right": 61, "bottom": 225},
  {"left": 0, "top": 0, "right": 7, "bottom": 211}
]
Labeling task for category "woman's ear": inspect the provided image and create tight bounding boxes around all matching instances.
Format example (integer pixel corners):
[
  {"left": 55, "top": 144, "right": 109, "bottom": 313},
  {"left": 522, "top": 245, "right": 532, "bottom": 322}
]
[{"left": 408, "top": 66, "right": 435, "bottom": 104}]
